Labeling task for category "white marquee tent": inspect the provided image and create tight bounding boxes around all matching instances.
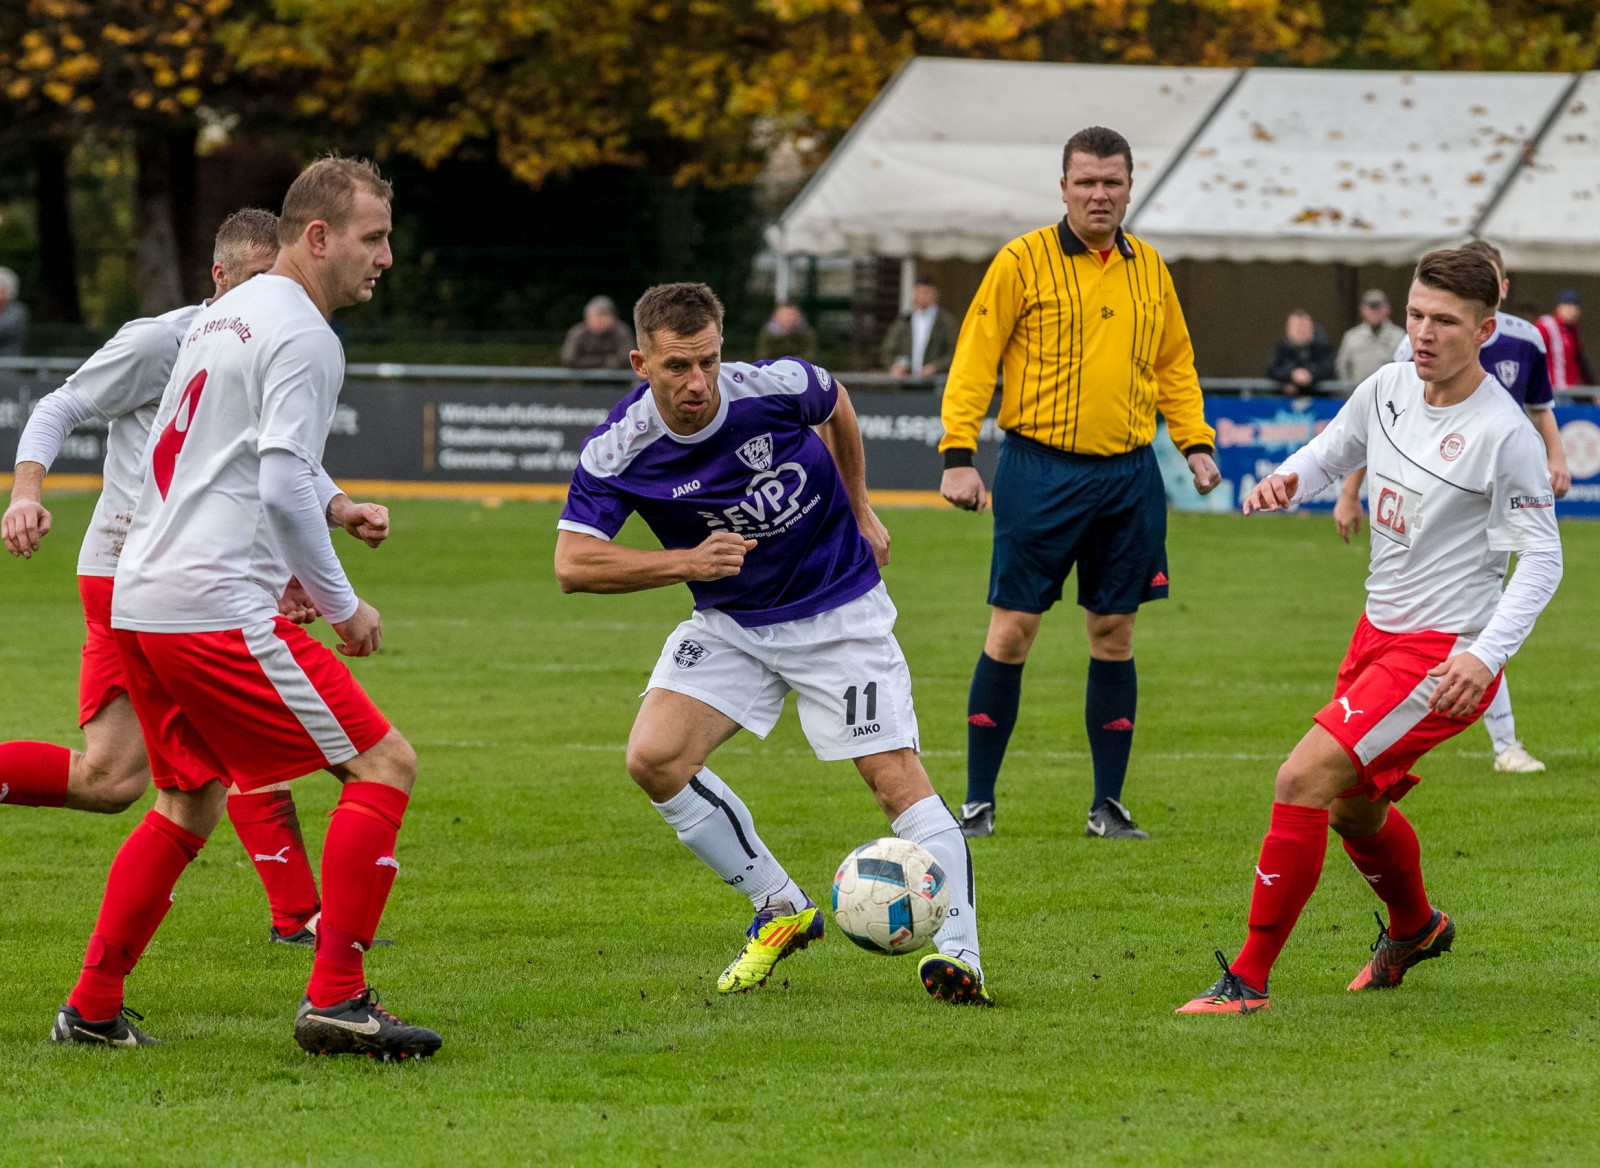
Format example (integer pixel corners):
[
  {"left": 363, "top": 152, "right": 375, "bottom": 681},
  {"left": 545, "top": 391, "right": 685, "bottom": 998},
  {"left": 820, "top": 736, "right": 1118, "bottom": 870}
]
[{"left": 770, "top": 58, "right": 1600, "bottom": 273}]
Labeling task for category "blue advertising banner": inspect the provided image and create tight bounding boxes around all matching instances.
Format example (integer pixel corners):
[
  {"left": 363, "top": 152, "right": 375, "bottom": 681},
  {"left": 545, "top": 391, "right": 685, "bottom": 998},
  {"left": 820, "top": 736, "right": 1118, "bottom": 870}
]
[{"left": 1157, "top": 397, "right": 1600, "bottom": 519}]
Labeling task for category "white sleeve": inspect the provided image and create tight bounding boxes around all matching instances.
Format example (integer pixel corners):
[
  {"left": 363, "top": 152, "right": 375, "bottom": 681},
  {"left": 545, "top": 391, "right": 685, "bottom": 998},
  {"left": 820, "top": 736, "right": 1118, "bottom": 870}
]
[
  {"left": 311, "top": 463, "right": 343, "bottom": 527},
  {"left": 258, "top": 325, "right": 345, "bottom": 466},
  {"left": 64, "top": 317, "right": 183, "bottom": 421},
  {"left": 1393, "top": 334, "right": 1412, "bottom": 362},
  {"left": 1486, "top": 425, "right": 1563, "bottom": 554},
  {"left": 1275, "top": 377, "right": 1377, "bottom": 503},
  {"left": 14, "top": 385, "right": 94, "bottom": 469},
  {"left": 1465, "top": 546, "right": 1562, "bottom": 675},
  {"left": 260, "top": 449, "right": 359, "bottom": 624}
]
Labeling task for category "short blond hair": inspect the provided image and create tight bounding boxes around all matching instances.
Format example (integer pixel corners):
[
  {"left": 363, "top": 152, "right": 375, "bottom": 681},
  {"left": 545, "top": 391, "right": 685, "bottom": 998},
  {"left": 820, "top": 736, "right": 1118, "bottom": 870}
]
[
  {"left": 213, "top": 208, "right": 279, "bottom": 282},
  {"left": 278, "top": 155, "right": 393, "bottom": 247}
]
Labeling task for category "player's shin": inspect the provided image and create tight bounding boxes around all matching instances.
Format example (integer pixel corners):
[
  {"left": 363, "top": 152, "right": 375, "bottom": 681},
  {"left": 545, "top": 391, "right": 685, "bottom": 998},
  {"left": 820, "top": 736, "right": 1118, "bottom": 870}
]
[
  {"left": 228, "top": 789, "right": 321, "bottom": 935},
  {"left": 652, "top": 767, "right": 806, "bottom": 913},
  {"left": 68, "top": 809, "right": 207, "bottom": 1022},
  {"left": 1230, "top": 802, "right": 1329, "bottom": 991},
  {"left": 307, "top": 782, "right": 407, "bottom": 1008},
  {"left": 892, "top": 795, "right": 981, "bottom": 978},
  {"left": 1341, "top": 805, "right": 1431, "bottom": 939},
  {"left": 0, "top": 740, "right": 70, "bottom": 807}
]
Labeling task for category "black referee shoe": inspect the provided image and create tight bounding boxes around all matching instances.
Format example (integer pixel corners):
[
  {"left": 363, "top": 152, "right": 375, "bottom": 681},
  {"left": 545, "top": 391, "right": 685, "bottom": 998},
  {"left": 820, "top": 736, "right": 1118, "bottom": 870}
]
[
  {"left": 1086, "top": 797, "right": 1149, "bottom": 840},
  {"left": 956, "top": 801, "right": 995, "bottom": 838},
  {"left": 50, "top": 1004, "right": 159, "bottom": 1047}
]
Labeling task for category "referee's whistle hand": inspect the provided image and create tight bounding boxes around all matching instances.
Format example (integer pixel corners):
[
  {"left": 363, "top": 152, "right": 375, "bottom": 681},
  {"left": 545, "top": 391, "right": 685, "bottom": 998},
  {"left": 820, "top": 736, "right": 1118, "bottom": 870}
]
[
  {"left": 941, "top": 467, "right": 988, "bottom": 514},
  {"left": 1187, "top": 453, "right": 1222, "bottom": 496},
  {"left": 1242, "top": 472, "right": 1297, "bottom": 516}
]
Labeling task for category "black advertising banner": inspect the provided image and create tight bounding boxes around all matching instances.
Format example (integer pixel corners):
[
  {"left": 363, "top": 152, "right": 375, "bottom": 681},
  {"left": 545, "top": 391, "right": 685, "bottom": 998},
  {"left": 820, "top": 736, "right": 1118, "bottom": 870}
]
[{"left": 0, "top": 372, "right": 1000, "bottom": 493}]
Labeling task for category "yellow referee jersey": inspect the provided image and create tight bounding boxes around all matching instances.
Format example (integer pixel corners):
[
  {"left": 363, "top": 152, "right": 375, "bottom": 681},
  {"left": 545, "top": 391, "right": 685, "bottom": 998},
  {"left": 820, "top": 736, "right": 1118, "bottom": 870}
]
[{"left": 939, "top": 221, "right": 1215, "bottom": 461}]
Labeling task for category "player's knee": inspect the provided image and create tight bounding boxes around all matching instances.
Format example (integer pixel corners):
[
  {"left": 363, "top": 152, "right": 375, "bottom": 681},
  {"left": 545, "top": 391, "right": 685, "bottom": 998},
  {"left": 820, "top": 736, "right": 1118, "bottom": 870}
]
[
  {"left": 348, "top": 730, "right": 417, "bottom": 793},
  {"left": 985, "top": 613, "right": 1038, "bottom": 663},
  {"left": 1273, "top": 756, "right": 1334, "bottom": 808},
  {"left": 74, "top": 752, "right": 150, "bottom": 814},
  {"left": 625, "top": 740, "right": 693, "bottom": 801}
]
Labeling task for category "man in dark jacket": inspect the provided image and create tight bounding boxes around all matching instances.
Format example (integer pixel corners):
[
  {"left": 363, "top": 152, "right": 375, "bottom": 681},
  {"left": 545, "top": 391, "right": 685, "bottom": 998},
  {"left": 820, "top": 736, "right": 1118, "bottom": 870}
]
[
  {"left": 1267, "top": 310, "right": 1336, "bottom": 394},
  {"left": 882, "top": 278, "right": 959, "bottom": 378}
]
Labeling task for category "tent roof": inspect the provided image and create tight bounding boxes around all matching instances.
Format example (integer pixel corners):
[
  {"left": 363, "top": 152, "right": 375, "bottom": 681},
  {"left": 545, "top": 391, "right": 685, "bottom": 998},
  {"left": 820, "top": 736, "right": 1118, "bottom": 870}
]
[
  {"left": 771, "top": 59, "right": 1599, "bottom": 271},
  {"left": 766, "top": 58, "right": 1239, "bottom": 260},
  {"left": 1133, "top": 68, "right": 1572, "bottom": 264},
  {"left": 1479, "top": 74, "right": 1600, "bottom": 272}
]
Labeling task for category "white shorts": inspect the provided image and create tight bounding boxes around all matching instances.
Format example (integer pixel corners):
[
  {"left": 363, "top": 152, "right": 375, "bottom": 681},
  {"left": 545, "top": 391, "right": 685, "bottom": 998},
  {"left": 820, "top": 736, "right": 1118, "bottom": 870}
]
[{"left": 646, "top": 583, "right": 920, "bottom": 762}]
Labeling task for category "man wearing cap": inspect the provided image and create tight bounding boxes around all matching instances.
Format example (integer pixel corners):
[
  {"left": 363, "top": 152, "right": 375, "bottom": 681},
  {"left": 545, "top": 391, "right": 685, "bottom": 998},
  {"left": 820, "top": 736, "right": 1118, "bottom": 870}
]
[
  {"left": 562, "top": 295, "right": 637, "bottom": 370},
  {"left": 1336, "top": 290, "right": 1404, "bottom": 387},
  {"left": 1535, "top": 290, "right": 1593, "bottom": 391}
]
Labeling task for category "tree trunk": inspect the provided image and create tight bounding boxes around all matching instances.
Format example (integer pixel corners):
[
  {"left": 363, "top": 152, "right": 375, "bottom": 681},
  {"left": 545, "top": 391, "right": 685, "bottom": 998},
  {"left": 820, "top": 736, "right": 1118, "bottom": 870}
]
[
  {"left": 30, "top": 141, "right": 82, "bottom": 324},
  {"left": 134, "top": 129, "right": 187, "bottom": 316}
]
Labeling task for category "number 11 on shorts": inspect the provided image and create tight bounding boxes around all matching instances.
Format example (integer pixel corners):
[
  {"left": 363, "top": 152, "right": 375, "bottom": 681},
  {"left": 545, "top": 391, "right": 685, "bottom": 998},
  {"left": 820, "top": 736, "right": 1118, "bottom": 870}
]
[{"left": 844, "top": 682, "right": 878, "bottom": 726}]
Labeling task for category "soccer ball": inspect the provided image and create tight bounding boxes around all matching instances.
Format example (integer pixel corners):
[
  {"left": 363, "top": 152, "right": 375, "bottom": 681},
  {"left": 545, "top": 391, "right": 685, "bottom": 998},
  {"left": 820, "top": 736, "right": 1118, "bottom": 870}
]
[{"left": 830, "top": 837, "right": 949, "bottom": 955}]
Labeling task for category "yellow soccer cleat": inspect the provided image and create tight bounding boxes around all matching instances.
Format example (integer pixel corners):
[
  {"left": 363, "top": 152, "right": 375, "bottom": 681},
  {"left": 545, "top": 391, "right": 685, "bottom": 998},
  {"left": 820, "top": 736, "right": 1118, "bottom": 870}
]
[
  {"left": 919, "top": 953, "right": 994, "bottom": 1006},
  {"left": 716, "top": 904, "right": 824, "bottom": 994}
]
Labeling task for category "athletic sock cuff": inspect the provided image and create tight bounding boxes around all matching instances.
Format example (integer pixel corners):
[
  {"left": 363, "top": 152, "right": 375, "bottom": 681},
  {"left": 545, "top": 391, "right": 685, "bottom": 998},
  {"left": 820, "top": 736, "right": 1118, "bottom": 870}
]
[
  {"left": 1269, "top": 802, "right": 1330, "bottom": 833},
  {"left": 653, "top": 769, "right": 732, "bottom": 831},
  {"left": 337, "top": 782, "right": 409, "bottom": 831},
  {"left": 1087, "top": 656, "right": 1136, "bottom": 681},
  {"left": 225, "top": 789, "right": 294, "bottom": 825},
  {"left": 891, "top": 794, "right": 958, "bottom": 843},
  {"left": 143, "top": 808, "right": 208, "bottom": 859},
  {"left": 976, "top": 653, "right": 1025, "bottom": 678}
]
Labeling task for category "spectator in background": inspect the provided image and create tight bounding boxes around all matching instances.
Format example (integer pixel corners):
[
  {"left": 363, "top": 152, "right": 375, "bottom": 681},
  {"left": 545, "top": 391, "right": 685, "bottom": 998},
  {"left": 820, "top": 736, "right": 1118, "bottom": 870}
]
[
  {"left": 755, "top": 300, "right": 816, "bottom": 362},
  {"left": 1267, "top": 309, "right": 1336, "bottom": 395},
  {"left": 1335, "top": 289, "right": 1404, "bottom": 386},
  {"left": 1535, "top": 290, "right": 1593, "bottom": 390},
  {"left": 0, "top": 267, "right": 30, "bottom": 357},
  {"left": 562, "top": 295, "right": 635, "bottom": 369},
  {"left": 882, "top": 278, "right": 958, "bottom": 379}
]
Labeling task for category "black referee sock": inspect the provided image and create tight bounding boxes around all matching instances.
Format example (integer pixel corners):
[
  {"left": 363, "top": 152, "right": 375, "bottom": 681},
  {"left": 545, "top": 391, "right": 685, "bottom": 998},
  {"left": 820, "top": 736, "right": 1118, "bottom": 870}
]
[
  {"left": 1086, "top": 656, "right": 1137, "bottom": 810},
  {"left": 965, "top": 653, "right": 1023, "bottom": 806}
]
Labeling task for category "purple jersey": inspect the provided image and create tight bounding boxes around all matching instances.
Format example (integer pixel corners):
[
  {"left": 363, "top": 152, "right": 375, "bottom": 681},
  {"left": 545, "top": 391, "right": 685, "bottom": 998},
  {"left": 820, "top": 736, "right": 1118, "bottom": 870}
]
[
  {"left": 558, "top": 358, "right": 880, "bottom": 627},
  {"left": 1394, "top": 311, "right": 1553, "bottom": 408}
]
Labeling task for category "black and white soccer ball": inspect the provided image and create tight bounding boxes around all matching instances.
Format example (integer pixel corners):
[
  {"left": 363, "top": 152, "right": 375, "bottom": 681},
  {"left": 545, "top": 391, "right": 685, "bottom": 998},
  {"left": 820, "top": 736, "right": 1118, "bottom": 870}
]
[{"left": 830, "top": 837, "right": 948, "bottom": 955}]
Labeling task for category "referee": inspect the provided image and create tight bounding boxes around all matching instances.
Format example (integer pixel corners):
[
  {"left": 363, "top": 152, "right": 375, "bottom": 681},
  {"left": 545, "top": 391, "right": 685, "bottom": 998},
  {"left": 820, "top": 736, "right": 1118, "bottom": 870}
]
[{"left": 939, "top": 125, "right": 1220, "bottom": 841}]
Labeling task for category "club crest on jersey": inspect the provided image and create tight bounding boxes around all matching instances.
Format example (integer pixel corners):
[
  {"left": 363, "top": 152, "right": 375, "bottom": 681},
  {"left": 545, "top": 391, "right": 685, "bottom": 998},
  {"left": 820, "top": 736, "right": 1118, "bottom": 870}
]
[
  {"left": 1439, "top": 433, "right": 1466, "bottom": 461},
  {"left": 736, "top": 433, "right": 774, "bottom": 472},
  {"left": 1495, "top": 360, "right": 1520, "bottom": 387},
  {"left": 814, "top": 366, "right": 833, "bottom": 390},
  {"left": 673, "top": 639, "right": 708, "bottom": 669}
]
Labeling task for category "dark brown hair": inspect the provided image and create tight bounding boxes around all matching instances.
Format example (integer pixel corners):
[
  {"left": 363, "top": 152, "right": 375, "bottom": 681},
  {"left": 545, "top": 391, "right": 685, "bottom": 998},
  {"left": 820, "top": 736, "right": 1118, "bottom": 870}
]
[
  {"left": 1063, "top": 126, "right": 1133, "bottom": 176},
  {"left": 1414, "top": 248, "right": 1501, "bottom": 316},
  {"left": 278, "top": 155, "right": 393, "bottom": 247},
  {"left": 634, "top": 282, "right": 725, "bottom": 350},
  {"left": 213, "top": 208, "right": 278, "bottom": 279},
  {"left": 1460, "top": 238, "right": 1506, "bottom": 284}
]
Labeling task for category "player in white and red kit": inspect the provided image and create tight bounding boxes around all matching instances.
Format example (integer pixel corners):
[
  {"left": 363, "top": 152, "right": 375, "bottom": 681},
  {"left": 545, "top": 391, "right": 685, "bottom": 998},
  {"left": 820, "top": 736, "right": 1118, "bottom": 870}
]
[
  {"left": 2, "top": 210, "right": 388, "bottom": 947},
  {"left": 48, "top": 158, "right": 440, "bottom": 1058},
  {"left": 1177, "top": 248, "right": 1562, "bottom": 1014}
]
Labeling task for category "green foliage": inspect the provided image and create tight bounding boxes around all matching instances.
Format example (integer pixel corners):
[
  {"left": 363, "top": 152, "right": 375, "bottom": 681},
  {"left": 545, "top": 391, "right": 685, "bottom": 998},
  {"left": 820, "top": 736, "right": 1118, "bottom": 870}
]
[{"left": 2, "top": 499, "right": 1597, "bottom": 1163}]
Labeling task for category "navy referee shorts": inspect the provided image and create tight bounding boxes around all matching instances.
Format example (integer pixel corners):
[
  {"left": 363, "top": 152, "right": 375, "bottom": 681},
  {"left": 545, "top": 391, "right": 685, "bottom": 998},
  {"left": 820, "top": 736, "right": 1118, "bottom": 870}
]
[{"left": 987, "top": 434, "right": 1169, "bottom": 616}]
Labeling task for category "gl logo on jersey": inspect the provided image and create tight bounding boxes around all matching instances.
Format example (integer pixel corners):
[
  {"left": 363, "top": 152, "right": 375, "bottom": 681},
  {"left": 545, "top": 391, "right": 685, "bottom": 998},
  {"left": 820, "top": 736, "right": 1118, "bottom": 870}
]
[{"left": 736, "top": 433, "right": 773, "bottom": 472}]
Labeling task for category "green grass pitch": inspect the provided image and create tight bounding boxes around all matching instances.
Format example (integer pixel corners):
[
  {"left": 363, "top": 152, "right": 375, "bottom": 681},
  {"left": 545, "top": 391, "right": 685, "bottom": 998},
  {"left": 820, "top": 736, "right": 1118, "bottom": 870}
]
[{"left": 2, "top": 496, "right": 1597, "bottom": 1165}]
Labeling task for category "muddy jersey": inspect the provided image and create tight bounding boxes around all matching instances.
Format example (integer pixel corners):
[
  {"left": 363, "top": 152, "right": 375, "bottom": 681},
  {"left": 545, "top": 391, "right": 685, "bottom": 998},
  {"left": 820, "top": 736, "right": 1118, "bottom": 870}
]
[{"left": 558, "top": 359, "right": 880, "bottom": 627}]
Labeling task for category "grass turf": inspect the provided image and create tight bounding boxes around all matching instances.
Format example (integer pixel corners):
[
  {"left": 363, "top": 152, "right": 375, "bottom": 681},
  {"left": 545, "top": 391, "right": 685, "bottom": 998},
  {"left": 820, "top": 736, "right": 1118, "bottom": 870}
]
[{"left": 1, "top": 497, "right": 1596, "bottom": 1166}]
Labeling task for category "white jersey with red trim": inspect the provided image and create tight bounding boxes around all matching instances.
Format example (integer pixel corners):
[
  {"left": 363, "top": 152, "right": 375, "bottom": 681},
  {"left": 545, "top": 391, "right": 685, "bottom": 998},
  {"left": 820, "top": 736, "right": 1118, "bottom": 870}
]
[
  {"left": 1281, "top": 363, "right": 1560, "bottom": 635},
  {"left": 68, "top": 304, "right": 202, "bottom": 577},
  {"left": 112, "top": 275, "right": 344, "bottom": 632}
]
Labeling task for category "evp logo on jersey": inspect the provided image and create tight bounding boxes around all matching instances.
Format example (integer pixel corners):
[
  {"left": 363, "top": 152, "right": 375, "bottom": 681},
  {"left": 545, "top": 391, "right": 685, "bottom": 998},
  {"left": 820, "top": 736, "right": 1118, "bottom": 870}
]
[
  {"left": 700, "top": 462, "right": 812, "bottom": 535},
  {"left": 1371, "top": 471, "right": 1419, "bottom": 547},
  {"left": 151, "top": 369, "right": 207, "bottom": 500}
]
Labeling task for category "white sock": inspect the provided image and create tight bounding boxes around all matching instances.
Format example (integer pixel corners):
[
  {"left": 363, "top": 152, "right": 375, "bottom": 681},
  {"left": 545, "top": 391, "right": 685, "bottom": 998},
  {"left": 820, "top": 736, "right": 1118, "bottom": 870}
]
[
  {"left": 1483, "top": 677, "right": 1518, "bottom": 754},
  {"left": 892, "top": 794, "right": 981, "bottom": 979},
  {"left": 653, "top": 768, "right": 806, "bottom": 915}
]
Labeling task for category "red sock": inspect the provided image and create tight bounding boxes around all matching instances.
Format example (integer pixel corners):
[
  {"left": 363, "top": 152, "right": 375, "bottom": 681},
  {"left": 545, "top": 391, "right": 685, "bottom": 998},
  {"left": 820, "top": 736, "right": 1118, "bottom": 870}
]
[
  {"left": 1341, "top": 806, "right": 1432, "bottom": 939},
  {"left": 1231, "top": 802, "right": 1330, "bottom": 992},
  {"left": 307, "top": 782, "right": 408, "bottom": 1008},
  {"left": 67, "top": 809, "right": 207, "bottom": 1022},
  {"left": 0, "top": 740, "right": 71, "bottom": 808},
  {"left": 227, "top": 790, "right": 320, "bottom": 934}
]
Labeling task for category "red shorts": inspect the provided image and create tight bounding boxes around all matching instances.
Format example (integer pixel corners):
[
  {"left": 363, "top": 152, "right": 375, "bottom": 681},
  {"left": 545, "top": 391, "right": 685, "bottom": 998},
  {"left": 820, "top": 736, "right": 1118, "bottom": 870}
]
[
  {"left": 1314, "top": 613, "right": 1501, "bottom": 802},
  {"left": 78, "top": 575, "right": 126, "bottom": 727},
  {"left": 113, "top": 617, "right": 391, "bottom": 792}
]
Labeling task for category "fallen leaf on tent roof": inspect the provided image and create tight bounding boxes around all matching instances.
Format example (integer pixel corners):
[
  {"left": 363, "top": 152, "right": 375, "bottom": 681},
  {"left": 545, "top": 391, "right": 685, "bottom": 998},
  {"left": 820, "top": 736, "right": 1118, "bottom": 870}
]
[
  {"left": 1252, "top": 123, "right": 1273, "bottom": 141},
  {"left": 1351, "top": 217, "right": 1373, "bottom": 230},
  {"left": 1470, "top": 105, "right": 1487, "bottom": 115},
  {"left": 1466, "top": 172, "right": 1486, "bottom": 185}
]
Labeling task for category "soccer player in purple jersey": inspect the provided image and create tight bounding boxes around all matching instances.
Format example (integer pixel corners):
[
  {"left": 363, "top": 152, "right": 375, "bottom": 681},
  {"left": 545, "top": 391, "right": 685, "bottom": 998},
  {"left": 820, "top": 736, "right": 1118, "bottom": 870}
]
[
  {"left": 555, "top": 282, "right": 990, "bottom": 1006},
  {"left": 1334, "top": 240, "right": 1566, "bottom": 774}
]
